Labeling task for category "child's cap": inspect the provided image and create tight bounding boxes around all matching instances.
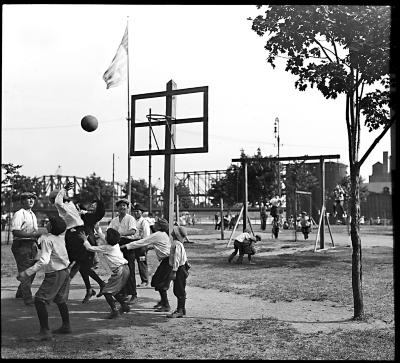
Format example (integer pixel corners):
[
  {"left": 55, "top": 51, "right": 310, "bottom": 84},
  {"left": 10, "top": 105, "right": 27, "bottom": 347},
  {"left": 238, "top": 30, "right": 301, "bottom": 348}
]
[
  {"left": 48, "top": 216, "right": 66, "bottom": 236},
  {"left": 106, "top": 228, "right": 121, "bottom": 245},
  {"left": 172, "top": 225, "right": 187, "bottom": 243},
  {"left": 116, "top": 198, "right": 130, "bottom": 207},
  {"left": 20, "top": 192, "right": 37, "bottom": 200},
  {"left": 154, "top": 218, "right": 169, "bottom": 233}
]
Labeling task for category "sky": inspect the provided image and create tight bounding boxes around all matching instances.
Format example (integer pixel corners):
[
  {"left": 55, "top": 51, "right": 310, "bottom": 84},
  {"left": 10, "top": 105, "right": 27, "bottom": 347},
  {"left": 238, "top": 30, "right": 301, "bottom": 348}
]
[{"left": 2, "top": 4, "right": 393, "bottom": 191}]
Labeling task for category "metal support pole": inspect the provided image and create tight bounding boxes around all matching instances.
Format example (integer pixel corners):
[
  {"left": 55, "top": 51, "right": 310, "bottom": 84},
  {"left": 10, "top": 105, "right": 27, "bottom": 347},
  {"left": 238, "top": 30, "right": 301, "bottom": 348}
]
[
  {"left": 176, "top": 194, "right": 179, "bottom": 224},
  {"left": 112, "top": 153, "right": 115, "bottom": 219},
  {"left": 220, "top": 197, "right": 224, "bottom": 240},
  {"left": 148, "top": 110, "right": 152, "bottom": 213},
  {"left": 243, "top": 161, "right": 248, "bottom": 232},
  {"left": 320, "top": 158, "right": 325, "bottom": 249}
]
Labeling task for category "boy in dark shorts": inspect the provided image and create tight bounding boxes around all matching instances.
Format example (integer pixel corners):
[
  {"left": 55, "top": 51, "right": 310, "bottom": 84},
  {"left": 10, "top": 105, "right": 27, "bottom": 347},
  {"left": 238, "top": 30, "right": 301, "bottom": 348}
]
[
  {"left": 167, "top": 225, "right": 190, "bottom": 318},
  {"left": 17, "top": 216, "right": 72, "bottom": 341}
]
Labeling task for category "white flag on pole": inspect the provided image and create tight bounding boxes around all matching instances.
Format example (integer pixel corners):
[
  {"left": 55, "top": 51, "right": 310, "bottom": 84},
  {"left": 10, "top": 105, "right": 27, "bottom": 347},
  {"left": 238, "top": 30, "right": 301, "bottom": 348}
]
[{"left": 103, "top": 26, "right": 128, "bottom": 89}]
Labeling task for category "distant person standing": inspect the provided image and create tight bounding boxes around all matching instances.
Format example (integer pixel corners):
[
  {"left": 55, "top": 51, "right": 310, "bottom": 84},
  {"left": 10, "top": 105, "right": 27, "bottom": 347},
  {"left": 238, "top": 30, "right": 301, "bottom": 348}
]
[
  {"left": 269, "top": 194, "right": 282, "bottom": 222},
  {"left": 131, "top": 203, "right": 151, "bottom": 287},
  {"left": 11, "top": 192, "right": 42, "bottom": 306},
  {"left": 260, "top": 202, "right": 267, "bottom": 231},
  {"left": 108, "top": 198, "right": 138, "bottom": 304},
  {"left": 214, "top": 213, "right": 219, "bottom": 230}
]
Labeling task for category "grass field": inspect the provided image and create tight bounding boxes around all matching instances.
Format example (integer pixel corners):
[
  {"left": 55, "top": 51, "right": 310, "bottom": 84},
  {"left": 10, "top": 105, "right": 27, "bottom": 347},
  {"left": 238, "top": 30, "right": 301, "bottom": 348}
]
[{"left": 1, "top": 224, "right": 395, "bottom": 359}]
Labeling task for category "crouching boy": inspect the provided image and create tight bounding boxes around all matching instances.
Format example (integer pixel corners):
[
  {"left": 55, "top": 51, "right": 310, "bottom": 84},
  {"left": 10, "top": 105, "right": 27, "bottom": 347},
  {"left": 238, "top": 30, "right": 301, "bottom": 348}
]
[
  {"left": 228, "top": 230, "right": 261, "bottom": 265},
  {"left": 17, "top": 216, "right": 72, "bottom": 341},
  {"left": 80, "top": 228, "right": 130, "bottom": 319}
]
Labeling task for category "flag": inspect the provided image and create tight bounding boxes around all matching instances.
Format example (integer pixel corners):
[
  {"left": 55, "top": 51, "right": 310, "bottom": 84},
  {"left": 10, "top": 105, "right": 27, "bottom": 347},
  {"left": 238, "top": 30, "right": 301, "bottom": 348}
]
[{"left": 103, "top": 26, "right": 128, "bottom": 89}]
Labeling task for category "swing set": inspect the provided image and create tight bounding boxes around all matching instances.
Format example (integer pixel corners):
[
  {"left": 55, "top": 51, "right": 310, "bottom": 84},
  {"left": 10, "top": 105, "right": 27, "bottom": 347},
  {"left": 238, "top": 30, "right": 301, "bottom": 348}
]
[{"left": 227, "top": 154, "right": 340, "bottom": 251}]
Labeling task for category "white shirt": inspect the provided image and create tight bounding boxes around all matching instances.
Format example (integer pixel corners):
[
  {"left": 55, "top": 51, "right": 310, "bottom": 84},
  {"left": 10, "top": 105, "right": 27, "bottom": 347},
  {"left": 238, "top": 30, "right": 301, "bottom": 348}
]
[
  {"left": 55, "top": 188, "right": 84, "bottom": 229},
  {"left": 83, "top": 241, "right": 127, "bottom": 270},
  {"left": 11, "top": 208, "right": 38, "bottom": 240},
  {"left": 235, "top": 232, "right": 253, "bottom": 243},
  {"left": 25, "top": 233, "right": 70, "bottom": 276},
  {"left": 270, "top": 196, "right": 281, "bottom": 207},
  {"left": 108, "top": 214, "right": 137, "bottom": 240},
  {"left": 169, "top": 239, "right": 187, "bottom": 271},
  {"left": 125, "top": 231, "right": 170, "bottom": 261},
  {"left": 133, "top": 216, "right": 151, "bottom": 239}
]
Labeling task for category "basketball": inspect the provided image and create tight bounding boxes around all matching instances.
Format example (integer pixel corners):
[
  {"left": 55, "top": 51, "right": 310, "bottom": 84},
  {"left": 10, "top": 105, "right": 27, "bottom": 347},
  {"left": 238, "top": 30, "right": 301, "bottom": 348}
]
[{"left": 81, "top": 115, "right": 98, "bottom": 132}]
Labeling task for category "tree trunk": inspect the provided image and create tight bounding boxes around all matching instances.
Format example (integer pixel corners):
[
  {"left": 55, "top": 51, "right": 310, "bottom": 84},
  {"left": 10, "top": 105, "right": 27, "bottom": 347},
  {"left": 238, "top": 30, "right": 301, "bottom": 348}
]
[{"left": 349, "top": 163, "right": 365, "bottom": 320}]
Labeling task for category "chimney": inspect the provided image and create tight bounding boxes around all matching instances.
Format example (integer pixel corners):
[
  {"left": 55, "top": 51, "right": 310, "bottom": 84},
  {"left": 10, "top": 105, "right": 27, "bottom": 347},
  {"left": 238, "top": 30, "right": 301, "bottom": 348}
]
[{"left": 383, "top": 151, "right": 388, "bottom": 174}]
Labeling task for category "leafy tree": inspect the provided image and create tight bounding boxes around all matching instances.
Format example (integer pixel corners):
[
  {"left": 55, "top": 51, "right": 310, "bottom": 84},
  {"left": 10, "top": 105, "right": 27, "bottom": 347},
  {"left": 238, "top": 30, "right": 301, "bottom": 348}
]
[
  {"left": 284, "top": 161, "right": 319, "bottom": 217},
  {"left": 250, "top": 5, "right": 392, "bottom": 320},
  {"left": 78, "top": 173, "right": 116, "bottom": 209},
  {"left": 207, "top": 149, "right": 280, "bottom": 207},
  {"left": 175, "top": 181, "right": 194, "bottom": 209},
  {"left": 1, "top": 163, "right": 44, "bottom": 206}
]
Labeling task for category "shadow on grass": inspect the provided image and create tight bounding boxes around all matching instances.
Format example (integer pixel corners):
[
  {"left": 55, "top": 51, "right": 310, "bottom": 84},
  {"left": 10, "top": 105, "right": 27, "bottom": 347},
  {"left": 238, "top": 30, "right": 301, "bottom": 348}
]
[{"left": 1, "top": 295, "right": 167, "bottom": 347}]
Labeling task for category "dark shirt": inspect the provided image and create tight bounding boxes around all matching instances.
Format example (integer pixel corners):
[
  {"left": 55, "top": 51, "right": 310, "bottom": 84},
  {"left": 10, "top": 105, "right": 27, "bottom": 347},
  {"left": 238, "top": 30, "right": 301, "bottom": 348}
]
[{"left": 81, "top": 199, "right": 105, "bottom": 246}]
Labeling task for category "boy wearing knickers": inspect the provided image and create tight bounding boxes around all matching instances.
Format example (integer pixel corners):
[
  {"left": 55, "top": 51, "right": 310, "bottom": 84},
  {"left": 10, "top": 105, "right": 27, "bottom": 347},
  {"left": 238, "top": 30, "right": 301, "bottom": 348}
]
[
  {"left": 167, "top": 225, "right": 190, "bottom": 318},
  {"left": 121, "top": 218, "right": 172, "bottom": 312},
  {"left": 17, "top": 216, "right": 72, "bottom": 341},
  {"left": 80, "top": 228, "right": 130, "bottom": 319}
]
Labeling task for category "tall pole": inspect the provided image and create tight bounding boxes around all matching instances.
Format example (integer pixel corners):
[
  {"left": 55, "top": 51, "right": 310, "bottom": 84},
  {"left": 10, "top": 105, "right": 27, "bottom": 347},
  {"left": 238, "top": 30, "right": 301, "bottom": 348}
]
[
  {"left": 220, "top": 197, "right": 224, "bottom": 240},
  {"left": 148, "top": 109, "right": 152, "bottom": 213},
  {"left": 112, "top": 153, "right": 115, "bottom": 219},
  {"left": 320, "top": 158, "right": 325, "bottom": 249},
  {"left": 243, "top": 161, "right": 248, "bottom": 232},
  {"left": 163, "top": 80, "right": 177, "bottom": 235},
  {"left": 126, "top": 17, "right": 132, "bottom": 206},
  {"left": 275, "top": 117, "right": 281, "bottom": 196}
]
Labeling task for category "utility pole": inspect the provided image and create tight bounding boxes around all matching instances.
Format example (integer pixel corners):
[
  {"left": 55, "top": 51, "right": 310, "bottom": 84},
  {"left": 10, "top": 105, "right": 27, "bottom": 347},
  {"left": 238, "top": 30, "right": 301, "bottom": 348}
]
[
  {"left": 274, "top": 117, "right": 281, "bottom": 196},
  {"left": 112, "top": 153, "right": 115, "bottom": 218},
  {"left": 148, "top": 109, "right": 152, "bottom": 213}
]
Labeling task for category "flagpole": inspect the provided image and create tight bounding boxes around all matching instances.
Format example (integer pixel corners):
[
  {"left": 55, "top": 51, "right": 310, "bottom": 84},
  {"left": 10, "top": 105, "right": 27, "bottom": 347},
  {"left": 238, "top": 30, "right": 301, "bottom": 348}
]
[{"left": 126, "top": 16, "right": 132, "bottom": 207}]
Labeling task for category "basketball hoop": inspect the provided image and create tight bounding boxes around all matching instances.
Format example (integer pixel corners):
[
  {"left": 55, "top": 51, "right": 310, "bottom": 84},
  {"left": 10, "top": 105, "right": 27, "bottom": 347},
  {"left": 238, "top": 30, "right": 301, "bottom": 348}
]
[{"left": 146, "top": 114, "right": 175, "bottom": 122}]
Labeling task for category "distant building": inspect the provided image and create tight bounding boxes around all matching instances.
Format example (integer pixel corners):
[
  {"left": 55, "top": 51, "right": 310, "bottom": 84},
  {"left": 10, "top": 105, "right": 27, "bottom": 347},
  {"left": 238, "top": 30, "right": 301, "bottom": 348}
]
[
  {"left": 367, "top": 151, "right": 392, "bottom": 194},
  {"left": 360, "top": 151, "right": 392, "bottom": 220}
]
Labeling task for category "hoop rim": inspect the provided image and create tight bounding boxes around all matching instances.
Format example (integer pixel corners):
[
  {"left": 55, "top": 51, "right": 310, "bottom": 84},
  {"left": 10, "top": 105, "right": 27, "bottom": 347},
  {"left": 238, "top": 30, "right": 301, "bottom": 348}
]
[{"left": 145, "top": 114, "right": 176, "bottom": 121}]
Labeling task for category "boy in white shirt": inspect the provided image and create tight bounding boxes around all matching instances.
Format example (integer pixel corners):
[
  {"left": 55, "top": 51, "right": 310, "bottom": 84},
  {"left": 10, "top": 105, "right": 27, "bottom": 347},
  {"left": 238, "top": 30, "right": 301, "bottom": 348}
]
[
  {"left": 80, "top": 228, "right": 130, "bottom": 319},
  {"left": 167, "top": 225, "right": 190, "bottom": 318},
  {"left": 120, "top": 218, "right": 172, "bottom": 312},
  {"left": 17, "top": 216, "right": 72, "bottom": 341}
]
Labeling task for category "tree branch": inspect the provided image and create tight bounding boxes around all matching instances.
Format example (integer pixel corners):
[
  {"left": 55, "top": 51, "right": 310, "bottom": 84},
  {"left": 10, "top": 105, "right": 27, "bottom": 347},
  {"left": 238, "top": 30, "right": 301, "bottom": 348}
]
[
  {"left": 314, "top": 38, "right": 334, "bottom": 62},
  {"left": 358, "top": 116, "right": 395, "bottom": 168},
  {"left": 346, "top": 94, "right": 354, "bottom": 169}
]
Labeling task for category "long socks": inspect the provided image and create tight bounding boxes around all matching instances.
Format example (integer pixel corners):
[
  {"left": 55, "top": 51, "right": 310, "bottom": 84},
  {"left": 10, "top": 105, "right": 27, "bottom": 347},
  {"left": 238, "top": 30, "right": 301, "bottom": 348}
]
[
  {"left": 56, "top": 302, "right": 70, "bottom": 327},
  {"left": 34, "top": 299, "right": 49, "bottom": 331}
]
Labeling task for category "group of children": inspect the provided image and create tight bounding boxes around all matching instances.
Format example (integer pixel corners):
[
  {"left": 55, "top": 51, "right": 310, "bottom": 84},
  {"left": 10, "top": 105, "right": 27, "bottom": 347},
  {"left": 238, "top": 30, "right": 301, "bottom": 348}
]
[{"left": 16, "top": 184, "right": 190, "bottom": 341}]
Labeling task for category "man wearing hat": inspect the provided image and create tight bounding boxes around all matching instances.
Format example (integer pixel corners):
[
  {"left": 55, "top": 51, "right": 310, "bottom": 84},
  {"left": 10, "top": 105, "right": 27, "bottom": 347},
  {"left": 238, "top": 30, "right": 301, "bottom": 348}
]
[
  {"left": 131, "top": 203, "right": 151, "bottom": 287},
  {"left": 11, "top": 192, "right": 42, "bottom": 305},
  {"left": 108, "top": 198, "right": 138, "bottom": 304}
]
